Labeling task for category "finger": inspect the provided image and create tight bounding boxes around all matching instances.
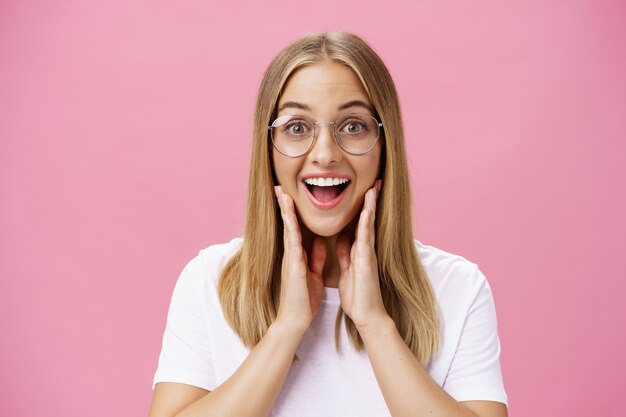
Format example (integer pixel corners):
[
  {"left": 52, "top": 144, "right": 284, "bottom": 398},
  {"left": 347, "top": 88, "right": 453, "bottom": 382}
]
[
  {"left": 275, "top": 186, "right": 286, "bottom": 219},
  {"left": 276, "top": 187, "right": 301, "bottom": 263},
  {"left": 375, "top": 179, "right": 382, "bottom": 196},
  {"left": 353, "top": 191, "right": 371, "bottom": 244},
  {"left": 275, "top": 186, "right": 290, "bottom": 249},
  {"left": 362, "top": 187, "right": 378, "bottom": 251},
  {"left": 310, "top": 237, "right": 327, "bottom": 276},
  {"left": 336, "top": 235, "right": 352, "bottom": 274},
  {"left": 364, "top": 186, "right": 377, "bottom": 213},
  {"left": 302, "top": 248, "right": 309, "bottom": 269},
  {"left": 367, "top": 188, "right": 377, "bottom": 250},
  {"left": 282, "top": 192, "right": 303, "bottom": 256},
  {"left": 356, "top": 203, "right": 371, "bottom": 251}
]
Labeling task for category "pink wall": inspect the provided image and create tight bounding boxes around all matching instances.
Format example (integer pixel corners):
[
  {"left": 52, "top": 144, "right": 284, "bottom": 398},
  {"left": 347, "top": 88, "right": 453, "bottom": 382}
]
[{"left": 1, "top": 1, "right": 625, "bottom": 416}]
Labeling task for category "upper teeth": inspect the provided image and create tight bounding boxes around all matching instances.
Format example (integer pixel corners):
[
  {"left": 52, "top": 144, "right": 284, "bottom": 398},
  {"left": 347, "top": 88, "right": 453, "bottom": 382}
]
[{"left": 304, "top": 177, "right": 349, "bottom": 187}]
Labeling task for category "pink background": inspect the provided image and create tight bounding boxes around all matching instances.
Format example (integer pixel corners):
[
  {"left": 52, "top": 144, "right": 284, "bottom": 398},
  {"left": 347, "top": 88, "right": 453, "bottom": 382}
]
[{"left": 1, "top": 1, "right": 625, "bottom": 416}]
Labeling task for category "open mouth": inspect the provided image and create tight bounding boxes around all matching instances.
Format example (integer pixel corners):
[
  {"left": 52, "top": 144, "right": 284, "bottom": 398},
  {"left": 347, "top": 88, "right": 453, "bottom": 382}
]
[{"left": 303, "top": 177, "right": 351, "bottom": 204}]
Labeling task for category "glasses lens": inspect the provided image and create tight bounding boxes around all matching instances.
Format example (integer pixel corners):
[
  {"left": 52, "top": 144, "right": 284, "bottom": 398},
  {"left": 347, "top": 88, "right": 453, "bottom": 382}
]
[
  {"left": 335, "top": 114, "right": 380, "bottom": 154},
  {"left": 270, "top": 115, "right": 314, "bottom": 157}
]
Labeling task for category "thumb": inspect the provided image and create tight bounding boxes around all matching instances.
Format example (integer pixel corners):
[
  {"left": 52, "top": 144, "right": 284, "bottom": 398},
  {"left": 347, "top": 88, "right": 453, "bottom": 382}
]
[
  {"left": 310, "top": 237, "right": 327, "bottom": 276},
  {"left": 336, "top": 235, "right": 352, "bottom": 275}
]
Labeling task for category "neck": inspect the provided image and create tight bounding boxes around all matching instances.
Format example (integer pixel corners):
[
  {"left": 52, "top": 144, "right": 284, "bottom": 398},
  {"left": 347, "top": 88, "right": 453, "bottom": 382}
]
[{"left": 300, "top": 219, "right": 357, "bottom": 288}]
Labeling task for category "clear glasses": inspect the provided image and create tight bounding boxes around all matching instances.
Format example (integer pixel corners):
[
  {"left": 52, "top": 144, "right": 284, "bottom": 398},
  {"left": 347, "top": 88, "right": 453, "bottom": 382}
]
[{"left": 269, "top": 113, "right": 382, "bottom": 157}]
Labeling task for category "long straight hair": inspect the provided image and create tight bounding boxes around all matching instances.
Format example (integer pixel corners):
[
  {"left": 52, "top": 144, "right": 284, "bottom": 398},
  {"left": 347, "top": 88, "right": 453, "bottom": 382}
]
[{"left": 218, "top": 32, "right": 440, "bottom": 365}]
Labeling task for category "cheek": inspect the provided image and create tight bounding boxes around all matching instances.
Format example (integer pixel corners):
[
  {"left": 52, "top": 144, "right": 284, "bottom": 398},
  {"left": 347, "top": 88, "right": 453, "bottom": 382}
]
[
  {"left": 372, "top": 145, "right": 383, "bottom": 178},
  {"left": 356, "top": 149, "right": 382, "bottom": 183},
  {"left": 272, "top": 152, "right": 300, "bottom": 186},
  {"left": 271, "top": 150, "right": 286, "bottom": 181}
]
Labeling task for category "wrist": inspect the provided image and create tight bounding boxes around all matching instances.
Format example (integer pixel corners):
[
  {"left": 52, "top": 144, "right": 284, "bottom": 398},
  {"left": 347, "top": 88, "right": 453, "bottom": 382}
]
[
  {"left": 270, "top": 318, "right": 309, "bottom": 340},
  {"left": 356, "top": 314, "right": 396, "bottom": 341}
]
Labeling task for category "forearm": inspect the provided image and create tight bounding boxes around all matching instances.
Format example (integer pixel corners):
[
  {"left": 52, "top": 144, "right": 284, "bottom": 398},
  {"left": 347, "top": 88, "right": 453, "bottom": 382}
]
[
  {"left": 176, "top": 322, "right": 304, "bottom": 417},
  {"left": 359, "top": 316, "right": 478, "bottom": 417}
]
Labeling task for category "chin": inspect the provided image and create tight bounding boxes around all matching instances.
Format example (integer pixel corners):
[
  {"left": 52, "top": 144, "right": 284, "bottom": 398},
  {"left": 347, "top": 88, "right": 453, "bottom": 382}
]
[{"left": 300, "top": 216, "right": 349, "bottom": 238}]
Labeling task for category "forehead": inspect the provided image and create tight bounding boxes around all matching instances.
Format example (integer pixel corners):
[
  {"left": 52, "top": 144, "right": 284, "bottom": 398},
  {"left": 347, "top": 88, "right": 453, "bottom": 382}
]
[{"left": 278, "top": 61, "right": 371, "bottom": 113}]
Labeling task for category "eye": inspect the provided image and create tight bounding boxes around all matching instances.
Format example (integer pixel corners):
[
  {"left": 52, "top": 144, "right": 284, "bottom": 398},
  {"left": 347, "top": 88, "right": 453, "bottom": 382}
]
[
  {"left": 286, "top": 121, "right": 309, "bottom": 135},
  {"left": 346, "top": 121, "right": 363, "bottom": 134},
  {"left": 338, "top": 117, "right": 369, "bottom": 135},
  {"left": 277, "top": 117, "right": 313, "bottom": 138}
]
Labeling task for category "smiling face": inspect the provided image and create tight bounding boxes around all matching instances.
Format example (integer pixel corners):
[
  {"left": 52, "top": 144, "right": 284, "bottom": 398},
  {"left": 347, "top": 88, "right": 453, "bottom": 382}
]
[{"left": 272, "top": 60, "right": 382, "bottom": 238}]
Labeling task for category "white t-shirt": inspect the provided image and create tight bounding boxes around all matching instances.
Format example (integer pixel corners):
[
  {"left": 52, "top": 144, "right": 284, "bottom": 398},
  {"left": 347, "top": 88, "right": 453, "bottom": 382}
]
[{"left": 153, "top": 238, "right": 508, "bottom": 415}]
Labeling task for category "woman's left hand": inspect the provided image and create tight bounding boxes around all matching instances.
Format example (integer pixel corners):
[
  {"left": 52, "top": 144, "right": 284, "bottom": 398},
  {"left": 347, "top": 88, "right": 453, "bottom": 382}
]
[{"left": 336, "top": 179, "right": 389, "bottom": 332}]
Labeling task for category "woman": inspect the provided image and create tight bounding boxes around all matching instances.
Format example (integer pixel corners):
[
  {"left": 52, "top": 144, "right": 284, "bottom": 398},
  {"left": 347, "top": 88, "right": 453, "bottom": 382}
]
[{"left": 149, "top": 32, "right": 508, "bottom": 417}]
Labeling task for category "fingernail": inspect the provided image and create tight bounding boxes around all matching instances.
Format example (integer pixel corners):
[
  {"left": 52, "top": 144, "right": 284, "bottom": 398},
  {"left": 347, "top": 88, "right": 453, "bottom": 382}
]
[
  {"left": 274, "top": 186, "right": 280, "bottom": 198},
  {"left": 375, "top": 179, "right": 382, "bottom": 194}
]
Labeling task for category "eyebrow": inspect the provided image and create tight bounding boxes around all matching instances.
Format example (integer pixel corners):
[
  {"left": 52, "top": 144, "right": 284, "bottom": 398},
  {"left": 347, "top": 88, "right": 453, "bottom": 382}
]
[
  {"left": 278, "top": 101, "right": 311, "bottom": 112},
  {"left": 337, "top": 100, "right": 373, "bottom": 112},
  {"left": 277, "top": 100, "right": 373, "bottom": 113}
]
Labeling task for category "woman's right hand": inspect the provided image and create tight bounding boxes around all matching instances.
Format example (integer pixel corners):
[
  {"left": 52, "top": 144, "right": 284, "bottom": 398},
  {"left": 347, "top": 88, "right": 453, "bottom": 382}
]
[{"left": 274, "top": 186, "right": 326, "bottom": 333}]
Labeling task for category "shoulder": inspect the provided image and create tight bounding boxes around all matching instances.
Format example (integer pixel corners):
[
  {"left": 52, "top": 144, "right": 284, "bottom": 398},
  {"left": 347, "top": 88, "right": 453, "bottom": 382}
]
[
  {"left": 415, "top": 240, "right": 482, "bottom": 282},
  {"left": 414, "top": 240, "right": 490, "bottom": 305},
  {"left": 155, "top": 238, "right": 244, "bottom": 392},
  {"left": 414, "top": 242, "right": 507, "bottom": 405},
  {"left": 173, "top": 237, "right": 244, "bottom": 294},
  {"left": 196, "top": 237, "right": 244, "bottom": 271}
]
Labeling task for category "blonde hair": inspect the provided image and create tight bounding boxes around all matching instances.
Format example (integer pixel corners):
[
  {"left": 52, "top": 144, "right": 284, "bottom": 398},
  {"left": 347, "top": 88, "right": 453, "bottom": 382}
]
[{"left": 218, "top": 32, "right": 440, "bottom": 365}]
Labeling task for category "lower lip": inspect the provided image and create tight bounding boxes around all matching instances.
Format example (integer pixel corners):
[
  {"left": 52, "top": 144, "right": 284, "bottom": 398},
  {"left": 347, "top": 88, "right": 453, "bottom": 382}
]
[{"left": 303, "top": 182, "right": 350, "bottom": 209}]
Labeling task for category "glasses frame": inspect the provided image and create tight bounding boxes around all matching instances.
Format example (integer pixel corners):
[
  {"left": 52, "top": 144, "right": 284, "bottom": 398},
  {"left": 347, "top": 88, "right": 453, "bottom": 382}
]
[{"left": 268, "top": 112, "right": 383, "bottom": 158}]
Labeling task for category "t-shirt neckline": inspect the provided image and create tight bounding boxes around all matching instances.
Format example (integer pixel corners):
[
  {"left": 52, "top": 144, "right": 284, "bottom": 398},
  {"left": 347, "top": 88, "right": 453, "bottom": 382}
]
[{"left": 323, "top": 286, "right": 340, "bottom": 305}]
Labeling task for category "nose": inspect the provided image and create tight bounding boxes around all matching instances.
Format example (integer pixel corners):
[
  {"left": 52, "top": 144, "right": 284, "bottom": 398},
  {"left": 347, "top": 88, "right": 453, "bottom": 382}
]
[{"left": 307, "top": 122, "right": 343, "bottom": 166}]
